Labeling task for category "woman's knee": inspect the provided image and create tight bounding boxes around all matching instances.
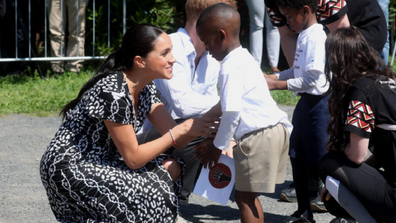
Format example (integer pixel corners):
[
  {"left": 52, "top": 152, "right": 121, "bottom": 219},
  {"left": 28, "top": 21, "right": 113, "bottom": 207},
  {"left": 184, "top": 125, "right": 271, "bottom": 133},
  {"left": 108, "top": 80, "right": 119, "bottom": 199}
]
[{"left": 162, "top": 158, "right": 181, "bottom": 181}]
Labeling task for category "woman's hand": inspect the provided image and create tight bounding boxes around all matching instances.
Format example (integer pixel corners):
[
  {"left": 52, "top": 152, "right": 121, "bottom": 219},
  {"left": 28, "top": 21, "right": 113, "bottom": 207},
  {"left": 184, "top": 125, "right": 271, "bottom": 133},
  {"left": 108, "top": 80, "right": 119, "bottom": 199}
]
[{"left": 181, "top": 116, "right": 219, "bottom": 138}]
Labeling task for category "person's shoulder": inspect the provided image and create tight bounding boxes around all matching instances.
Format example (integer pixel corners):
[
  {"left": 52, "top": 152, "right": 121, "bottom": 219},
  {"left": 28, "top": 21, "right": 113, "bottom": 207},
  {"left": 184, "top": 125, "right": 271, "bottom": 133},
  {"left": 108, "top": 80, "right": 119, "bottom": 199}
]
[
  {"left": 349, "top": 75, "right": 378, "bottom": 93},
  {"left": 304, "top": 24, "right": 327, "bottom": 43},
  {"left": 169, "top": 28, "right": 195, "bottom": 60},
  {"left": 221, "top": 48, "right": 249, "bottom": 69}
]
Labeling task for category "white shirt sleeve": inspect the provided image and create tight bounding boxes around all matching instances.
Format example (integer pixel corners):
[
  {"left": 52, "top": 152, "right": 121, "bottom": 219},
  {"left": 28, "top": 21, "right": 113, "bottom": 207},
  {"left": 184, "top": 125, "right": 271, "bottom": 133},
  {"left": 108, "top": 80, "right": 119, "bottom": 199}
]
[
  {"left": 213, "top": 111, "right": 240, "bottom": 150},
  {"left": 278, "top": 67, "right": 294, "bottom": 80},
  {"left": 287, "top": 69, "right": 323, "bottom": 91},
  {"left": 155, "top": 53, "right": 220, "bottom": 119},
  {"left": 287, "top": 35, "right": 326, "bottom": 92}
]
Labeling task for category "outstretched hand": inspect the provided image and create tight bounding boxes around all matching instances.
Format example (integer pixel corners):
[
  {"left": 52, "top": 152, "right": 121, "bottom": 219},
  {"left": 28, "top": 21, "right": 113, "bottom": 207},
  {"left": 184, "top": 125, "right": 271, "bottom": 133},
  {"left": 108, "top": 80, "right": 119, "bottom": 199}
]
[
  {"left": 194, "top": 138, "right": 222, "bottom": 169},
  {"left": 264, "top": 74, "right": 278, "bottom": 90},
  {"left": 184, "top": 117, "right": 219, "bottom": 138}
]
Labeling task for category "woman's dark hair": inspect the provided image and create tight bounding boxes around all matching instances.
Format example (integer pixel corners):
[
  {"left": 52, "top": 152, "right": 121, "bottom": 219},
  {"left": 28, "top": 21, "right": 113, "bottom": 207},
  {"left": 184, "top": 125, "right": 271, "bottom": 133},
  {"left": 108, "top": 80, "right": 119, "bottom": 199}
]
[
  {"left": 60, "top": 24, "right": 164, "bottom": 118},
  {"left": 325, "top": 26, "right": 396, "bottom": 151},
  {"left": 275, "top": 0, "right": 317, "bottom": 12}
]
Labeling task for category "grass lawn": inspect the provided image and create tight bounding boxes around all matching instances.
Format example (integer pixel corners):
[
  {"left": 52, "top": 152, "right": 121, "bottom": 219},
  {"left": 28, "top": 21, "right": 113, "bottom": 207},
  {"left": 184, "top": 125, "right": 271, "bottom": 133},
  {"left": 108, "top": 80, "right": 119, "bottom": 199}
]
[
  {"left": 0, "top": 69, "right": 300, "bottom": 117},
  {"left": 0, "top": 71, "right": 92, "bottom": 116}
]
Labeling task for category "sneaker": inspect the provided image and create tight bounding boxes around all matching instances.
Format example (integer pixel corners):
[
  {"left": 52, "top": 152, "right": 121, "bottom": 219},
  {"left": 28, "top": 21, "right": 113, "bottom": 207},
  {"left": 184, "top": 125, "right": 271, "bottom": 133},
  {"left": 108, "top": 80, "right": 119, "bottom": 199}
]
[
  {"left": 310, "top": 195, "right": 327, "bottom": 212},
  {"left": 329, "top": 218, "right": 356, "bottom": 223},
  {"left": 280, "top": 187, "right": 298, "bottom": 202},
  {"left": 285, "top": 212, "right": 316, "bottom": 223}
]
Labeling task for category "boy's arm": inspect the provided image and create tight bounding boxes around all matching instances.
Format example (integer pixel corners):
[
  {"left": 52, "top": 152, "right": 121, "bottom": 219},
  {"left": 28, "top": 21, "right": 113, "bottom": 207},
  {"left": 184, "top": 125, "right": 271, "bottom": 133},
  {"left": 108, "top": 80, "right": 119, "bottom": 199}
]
[
  {"left": 199, "top": 111, "right": 240, "bottom": 168},
  {"left": 287, "top": 69, "right": 322, "bottom": 92},
  {"left": 265, "top": 68, "right": 293, "bottom": 90}
]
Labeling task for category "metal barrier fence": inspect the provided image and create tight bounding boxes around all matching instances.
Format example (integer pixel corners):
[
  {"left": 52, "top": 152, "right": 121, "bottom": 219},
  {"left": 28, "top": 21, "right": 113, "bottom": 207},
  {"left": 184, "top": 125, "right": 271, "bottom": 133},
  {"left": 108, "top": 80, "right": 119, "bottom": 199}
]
[{"left": 0, "top": 0, "right": 128, "bottom": 63}]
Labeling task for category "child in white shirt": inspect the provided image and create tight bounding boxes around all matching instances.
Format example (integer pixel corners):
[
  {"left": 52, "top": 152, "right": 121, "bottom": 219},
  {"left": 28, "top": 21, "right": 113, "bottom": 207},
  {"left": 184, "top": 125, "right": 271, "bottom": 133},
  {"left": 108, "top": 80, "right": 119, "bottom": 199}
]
[
  {"left": 264, "top": 0, "right": 329, "bottom": 222},
  {"left": 195, "top": 3, "right": 293, "bottom": 223}
]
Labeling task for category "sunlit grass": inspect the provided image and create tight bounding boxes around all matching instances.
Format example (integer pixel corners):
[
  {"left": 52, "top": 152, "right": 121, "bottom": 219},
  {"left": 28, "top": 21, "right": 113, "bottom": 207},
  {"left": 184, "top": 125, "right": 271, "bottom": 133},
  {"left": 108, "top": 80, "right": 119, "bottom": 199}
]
[
  {"left": 0, "top": 71, "right": 92, "bottom": 116},
  {"left": 0, "top": 68, "right": 300, "bottom": 116}
]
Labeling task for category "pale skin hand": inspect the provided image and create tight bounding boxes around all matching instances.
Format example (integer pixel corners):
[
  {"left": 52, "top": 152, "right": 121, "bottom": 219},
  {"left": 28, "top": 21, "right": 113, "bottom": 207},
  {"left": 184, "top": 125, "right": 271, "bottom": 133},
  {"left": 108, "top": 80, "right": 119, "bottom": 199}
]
[
  {"left": 321, "top": 131, "right": 370, "bottom": 202},
  {"left": 105, "top": 103, "right": 219, "bottom": 170}
]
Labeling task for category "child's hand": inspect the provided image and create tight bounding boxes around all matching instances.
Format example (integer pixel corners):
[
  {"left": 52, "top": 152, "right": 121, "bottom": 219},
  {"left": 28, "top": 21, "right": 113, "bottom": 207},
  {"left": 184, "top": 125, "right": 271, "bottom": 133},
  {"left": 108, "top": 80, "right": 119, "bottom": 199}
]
[
  {"left": 221, "top": 140, "right": 236, "bottom": 158},
  {"left": 265, "top": 75, "right": 278, "bottom": 90},
  {"left": 194, "top": 138, "right": 213, "bottom": 160},
  {"left": 264, "top": 72, "right": 277, "bottom": 80},
  {"left": 194, "top": 139, "right": 222, "bottom": 169}
]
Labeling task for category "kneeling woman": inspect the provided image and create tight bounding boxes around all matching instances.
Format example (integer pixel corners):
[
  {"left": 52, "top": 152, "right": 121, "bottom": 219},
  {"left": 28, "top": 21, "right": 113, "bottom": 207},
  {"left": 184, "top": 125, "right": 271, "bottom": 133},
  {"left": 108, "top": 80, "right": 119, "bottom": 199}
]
[
  {"left": 39, "top": 24, "right": 218, "bottom": 222},
  {"left": 320, "top": 26, "right": 396, "bottom": 223}
]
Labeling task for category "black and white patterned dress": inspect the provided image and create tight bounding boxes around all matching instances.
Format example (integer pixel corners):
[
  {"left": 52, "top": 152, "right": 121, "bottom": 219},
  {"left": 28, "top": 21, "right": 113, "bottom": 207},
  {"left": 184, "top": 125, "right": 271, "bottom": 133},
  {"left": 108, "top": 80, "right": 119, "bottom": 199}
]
[{"left": 40, "top": 71, "right": 184, "bottom": 223}]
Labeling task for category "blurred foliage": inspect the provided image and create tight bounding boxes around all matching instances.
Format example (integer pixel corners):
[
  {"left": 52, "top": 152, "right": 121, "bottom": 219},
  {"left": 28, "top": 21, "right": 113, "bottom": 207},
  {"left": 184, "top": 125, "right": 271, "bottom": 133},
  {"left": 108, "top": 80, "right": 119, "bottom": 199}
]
[
  {"left": 390, "top": 0, "right": 396, "bottom": 23},
  {"left": 86, "top": 0, "right": 185, "bottom": 56}
]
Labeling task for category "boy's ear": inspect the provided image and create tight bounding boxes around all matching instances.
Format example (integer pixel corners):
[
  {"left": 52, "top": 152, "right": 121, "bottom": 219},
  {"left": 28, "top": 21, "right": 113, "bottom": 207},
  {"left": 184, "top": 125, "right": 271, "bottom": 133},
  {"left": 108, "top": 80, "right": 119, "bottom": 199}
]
[
  {"left": 219, "top": 29, "right": 226, "bottom": 41},
  {"left": 303, "top": 5, "right": 311, "bottom": 15}
]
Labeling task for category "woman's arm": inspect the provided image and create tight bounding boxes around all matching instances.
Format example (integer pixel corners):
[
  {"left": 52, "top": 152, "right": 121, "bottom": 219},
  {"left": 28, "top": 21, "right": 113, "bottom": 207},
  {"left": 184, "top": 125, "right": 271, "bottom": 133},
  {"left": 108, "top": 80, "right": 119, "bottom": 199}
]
[
  {"left": 148, "top": 103, "right": 216, "bottom": 150},
  {"left": 105, "top": 103, "right": 218, "bottom": 170},
  {"left": 344, "top": 132, "right": 369, "bottom": 165}
]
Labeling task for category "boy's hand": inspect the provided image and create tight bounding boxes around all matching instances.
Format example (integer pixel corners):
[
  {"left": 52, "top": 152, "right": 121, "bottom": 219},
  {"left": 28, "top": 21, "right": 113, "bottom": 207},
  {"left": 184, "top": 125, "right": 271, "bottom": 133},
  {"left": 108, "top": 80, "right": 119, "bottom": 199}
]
[
  {"left": 202, "top": 143, "right": 222, "bottom": 169},
  {"left": 264, "top": 72, "right": 277, "bottom": 80},
  {"left": 265, "top": 74, "right": 278, "bottom": 90},
  {"left": 194, "top": 138, "right": 213, "bottom": 160},
  {"left": 194, "top": 139, "right": 222, "bottom": 169}
]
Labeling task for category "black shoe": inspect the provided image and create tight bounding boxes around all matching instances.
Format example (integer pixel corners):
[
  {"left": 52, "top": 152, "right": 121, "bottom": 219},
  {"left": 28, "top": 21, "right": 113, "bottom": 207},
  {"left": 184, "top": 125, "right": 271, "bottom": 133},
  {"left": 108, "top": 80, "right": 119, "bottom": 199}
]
[
  {"left": 285, "top": 211, "right": 316, "bottom": 223},
  {"left": 329, "top": 218, "right": 356, "bottom": 223}
]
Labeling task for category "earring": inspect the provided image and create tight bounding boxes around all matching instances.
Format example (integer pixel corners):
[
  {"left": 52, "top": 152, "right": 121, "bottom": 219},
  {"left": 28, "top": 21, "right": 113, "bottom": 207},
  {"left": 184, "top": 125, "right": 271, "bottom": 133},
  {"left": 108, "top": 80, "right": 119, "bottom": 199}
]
[{"left": 142, "top": 65, "right": 145, "bottom": 68}]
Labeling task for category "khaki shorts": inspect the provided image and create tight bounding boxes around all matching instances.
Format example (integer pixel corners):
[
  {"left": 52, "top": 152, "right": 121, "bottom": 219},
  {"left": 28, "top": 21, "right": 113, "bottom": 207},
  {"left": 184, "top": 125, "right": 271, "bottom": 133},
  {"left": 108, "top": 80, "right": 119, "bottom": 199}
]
[{"left": 233, "top": 123, "right": 289, "bottom": 193}]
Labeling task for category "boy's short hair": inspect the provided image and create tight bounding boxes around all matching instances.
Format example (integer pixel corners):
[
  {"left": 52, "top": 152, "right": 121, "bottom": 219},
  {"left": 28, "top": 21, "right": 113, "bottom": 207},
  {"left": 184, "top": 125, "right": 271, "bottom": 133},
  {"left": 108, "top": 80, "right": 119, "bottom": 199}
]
[
  {"left": 275, "top": 0, "right": 317, "bottom": 12},
  {"left": 185, "top": 0, "right": 238, "bottom": 22}
]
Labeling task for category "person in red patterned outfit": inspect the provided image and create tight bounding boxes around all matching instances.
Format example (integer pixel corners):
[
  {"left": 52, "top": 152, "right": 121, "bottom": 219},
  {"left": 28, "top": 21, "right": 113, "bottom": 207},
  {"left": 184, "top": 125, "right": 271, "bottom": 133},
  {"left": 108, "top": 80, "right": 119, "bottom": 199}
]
[
  {"left": 320, "top": 26, "right": 396, "bottom": 223},
  {"left": 265, "top": 1, "right": 388, "bottom": 221}
]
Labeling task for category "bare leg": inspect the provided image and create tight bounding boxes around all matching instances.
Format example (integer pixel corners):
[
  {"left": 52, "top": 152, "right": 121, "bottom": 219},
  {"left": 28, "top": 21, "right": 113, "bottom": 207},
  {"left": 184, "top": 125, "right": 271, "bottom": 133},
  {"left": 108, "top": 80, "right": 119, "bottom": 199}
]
[
  {"left": 235, "top": 190, "right": 264, "bottom": 223},
  {"left": 162, "top": 158, "right": 181, "bottom": 181}
]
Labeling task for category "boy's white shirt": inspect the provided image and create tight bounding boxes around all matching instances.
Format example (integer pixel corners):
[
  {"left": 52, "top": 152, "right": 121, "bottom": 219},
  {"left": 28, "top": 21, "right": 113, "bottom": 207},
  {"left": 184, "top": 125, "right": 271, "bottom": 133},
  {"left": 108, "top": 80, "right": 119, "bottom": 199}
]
[
  {"left": 140, "top": 28, "right": 220, "bottom": 132},
  {"left": 213, "top": 47, "right": 293, "bottom": 151},
  {"left": 278, "top": 23, "right": 329, "bottom": 95}
]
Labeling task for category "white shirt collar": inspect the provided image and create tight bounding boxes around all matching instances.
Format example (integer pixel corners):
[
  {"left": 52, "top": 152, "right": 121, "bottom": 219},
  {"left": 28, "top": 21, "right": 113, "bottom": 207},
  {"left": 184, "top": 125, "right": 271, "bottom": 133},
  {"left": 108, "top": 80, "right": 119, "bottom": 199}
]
[
  {"left": 177, "top": 28, "right": 196, "bottom": 57},
  {"left": 222, "top": 46, "right": 243, "bottom": 64}
]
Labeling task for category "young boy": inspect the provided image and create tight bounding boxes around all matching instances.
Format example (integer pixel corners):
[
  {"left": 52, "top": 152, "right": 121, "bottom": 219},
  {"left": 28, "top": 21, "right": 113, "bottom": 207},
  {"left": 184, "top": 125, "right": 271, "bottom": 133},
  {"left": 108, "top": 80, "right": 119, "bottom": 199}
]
[
  {"left": 265, "top": 0, "right": 329, "bottom": 222},
  {"left": 194, "top": 3, "right": 293, "bottom": 223}
]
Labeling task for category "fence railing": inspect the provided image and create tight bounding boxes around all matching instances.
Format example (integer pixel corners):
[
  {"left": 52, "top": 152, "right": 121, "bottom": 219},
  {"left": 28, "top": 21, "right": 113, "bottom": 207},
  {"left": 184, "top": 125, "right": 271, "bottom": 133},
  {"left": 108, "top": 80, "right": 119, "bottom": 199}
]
[{"left": 0, "top": 0, "right": 128, "bottom": 63}]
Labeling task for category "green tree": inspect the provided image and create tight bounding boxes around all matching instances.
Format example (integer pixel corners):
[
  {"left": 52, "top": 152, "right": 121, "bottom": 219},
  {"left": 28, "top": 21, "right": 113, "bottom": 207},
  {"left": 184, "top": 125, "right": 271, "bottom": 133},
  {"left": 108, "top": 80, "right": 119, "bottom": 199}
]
[{"left": 86, "top": 0, "right": 185, "bottom": 56}]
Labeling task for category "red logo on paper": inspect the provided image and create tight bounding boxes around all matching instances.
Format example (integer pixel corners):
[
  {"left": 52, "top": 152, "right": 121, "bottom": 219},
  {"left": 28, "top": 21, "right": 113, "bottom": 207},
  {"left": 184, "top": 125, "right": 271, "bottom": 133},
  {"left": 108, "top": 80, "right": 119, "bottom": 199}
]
[{"left": 209, "top": 163, "right": 232, "bottom": 189}]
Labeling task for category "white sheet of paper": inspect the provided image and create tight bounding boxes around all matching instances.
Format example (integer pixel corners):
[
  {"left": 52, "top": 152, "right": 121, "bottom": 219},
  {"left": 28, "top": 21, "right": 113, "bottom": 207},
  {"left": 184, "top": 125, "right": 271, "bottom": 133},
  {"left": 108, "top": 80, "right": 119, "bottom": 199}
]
[{"left": 193, "top": 154, "right": 235, "bottom": 205}]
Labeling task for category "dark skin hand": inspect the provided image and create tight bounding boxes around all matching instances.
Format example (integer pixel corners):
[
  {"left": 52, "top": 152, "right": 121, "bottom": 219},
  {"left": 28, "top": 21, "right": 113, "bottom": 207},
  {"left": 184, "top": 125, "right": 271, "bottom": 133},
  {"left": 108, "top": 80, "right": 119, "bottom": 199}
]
[
  {"left": 264, "top": 73, "right": 288, "bottom": 90},
  {"left": 194, "top": 138, "right": 222, "bottom": 169}
]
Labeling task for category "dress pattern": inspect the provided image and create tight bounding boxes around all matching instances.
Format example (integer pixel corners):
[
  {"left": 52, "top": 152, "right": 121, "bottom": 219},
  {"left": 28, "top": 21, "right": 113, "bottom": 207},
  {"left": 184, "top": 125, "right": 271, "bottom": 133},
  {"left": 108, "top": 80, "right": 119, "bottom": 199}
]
[{"left": 40, "top": 71, "right": 184, "bottom": 222}]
